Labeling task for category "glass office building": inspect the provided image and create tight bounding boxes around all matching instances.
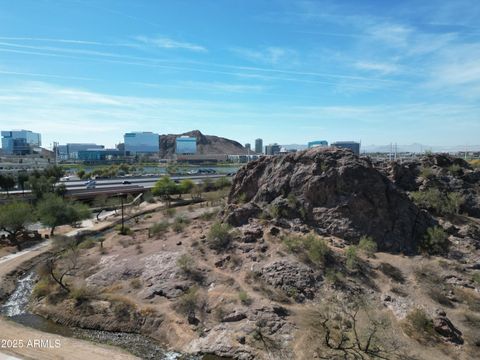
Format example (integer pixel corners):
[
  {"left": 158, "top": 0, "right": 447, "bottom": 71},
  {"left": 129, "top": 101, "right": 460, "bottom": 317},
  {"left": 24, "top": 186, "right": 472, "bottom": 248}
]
[
  {"left": 331, "top": 141, "right": 361, "bottom": 155},
  {"left": 308, "top": 140, "right": 328, "bottom": 148},
  {"left": 124, "top": 132, "right": 159, "bottom": 155},
  {"left": 255, "top": 138, "right": 263, "bottom": 154},
  {"left": 176, "top": 136, "right": 197, "bottom": 154},
  {"left": 1, "top": 130, "right": 41, "bottom": 155}
]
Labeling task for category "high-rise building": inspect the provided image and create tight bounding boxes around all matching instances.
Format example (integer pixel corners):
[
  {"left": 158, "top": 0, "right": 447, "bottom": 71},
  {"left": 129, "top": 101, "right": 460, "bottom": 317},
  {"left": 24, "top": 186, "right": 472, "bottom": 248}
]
[
  {"left": 124, "top": 132, "right": 159, "bottom": 155},
  {"left": 245, "top": 143, "right": 251, "bottom": 152},
  {"left": 1, "top": 130, "right": 41, "bottom": 155},
  {"left": 175, "top": 136, "right": 197, "bottom": 154},
  {"left": 308, "top": 140, "right": 328, "bottom": 148},
  {"left": 255, "top": 138, "right": 263, "bottom": 154},
  {"left": 57, "top": 143, "right": 104, "bottom": 160},
  {"left": 265, "top": 143, "right": 281, "bottom": 155},
  {"left": 331, "top": 141, "right": 361, "bottom": 155}
]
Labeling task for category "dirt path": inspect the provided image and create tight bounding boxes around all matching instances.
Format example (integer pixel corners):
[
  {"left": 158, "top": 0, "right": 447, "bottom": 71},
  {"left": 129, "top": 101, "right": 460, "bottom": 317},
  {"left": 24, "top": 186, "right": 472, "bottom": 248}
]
[{"left": 0, "top": 318, "right": 138, "bottom": 360}]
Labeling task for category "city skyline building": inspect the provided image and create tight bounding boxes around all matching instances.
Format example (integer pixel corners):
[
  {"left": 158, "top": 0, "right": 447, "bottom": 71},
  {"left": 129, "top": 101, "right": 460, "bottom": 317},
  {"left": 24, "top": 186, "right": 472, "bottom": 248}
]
[
  {"left": 308, "top": 140, "right": 329, "bottom": 148},
  {"left": 1, "top": 130, "right": 42, "bottom": 155},
  {"left": 56, "top": 143, "right": 105, "bottom": 160},
  {"left": 245, "top": 143, "right": 251, "bottom": 152},
  {"left": 255, "top": 138, "right": 263, "bottom": 154},
  {"left": 124, "top": 132, "right": 159, "bottom": 155},
  {"left": 265, "top": 143, "right": 281, "bottom": 156},
  {"left": 175, "top": 136, "right": 197, "bottom": 155},
  {"left": 331, "top": 141, "right": 361, "bottom": 155}
]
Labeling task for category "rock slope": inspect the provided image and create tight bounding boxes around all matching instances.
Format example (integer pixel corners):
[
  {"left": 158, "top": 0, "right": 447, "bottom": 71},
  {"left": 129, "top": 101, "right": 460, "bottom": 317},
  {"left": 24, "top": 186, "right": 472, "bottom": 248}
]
[
  {"left": 159, "top": 130, "right": 250, "bottom": 158},
  {"left": 225, "top": 147, "right": 435, "bottom": 253}
]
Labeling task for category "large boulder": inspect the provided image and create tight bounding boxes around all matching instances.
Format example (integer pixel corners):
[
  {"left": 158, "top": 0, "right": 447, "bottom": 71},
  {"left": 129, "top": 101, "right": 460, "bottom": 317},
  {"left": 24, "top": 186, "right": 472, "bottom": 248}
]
[{"left": 225, "top": 148, "right": 435, "bottom": 253}]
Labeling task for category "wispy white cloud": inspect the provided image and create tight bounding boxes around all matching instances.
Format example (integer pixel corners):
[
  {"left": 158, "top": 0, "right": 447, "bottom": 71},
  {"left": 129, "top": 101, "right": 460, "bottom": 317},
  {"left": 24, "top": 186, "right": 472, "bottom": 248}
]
[
  {"left": 230, "top": 46, "right": 298, "bottom": 66},
  {"left": 134, "top": 35, "right": 207, "bottom": 52},
  {"left": 354, "top": 61, "right": 400, "bottom": 75},
  {"left": 1, "top": 81, "right": 479, "bottom": 146}
]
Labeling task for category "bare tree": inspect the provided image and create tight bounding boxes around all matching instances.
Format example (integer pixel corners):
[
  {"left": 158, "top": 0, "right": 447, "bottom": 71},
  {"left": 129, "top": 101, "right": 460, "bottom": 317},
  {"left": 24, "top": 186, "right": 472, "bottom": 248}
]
[
  {"left": 300, "top": 296, "right": 417, "bottom": 360},
  {"left": 45, "top": 238, "right": 79, "bottom": 293}
]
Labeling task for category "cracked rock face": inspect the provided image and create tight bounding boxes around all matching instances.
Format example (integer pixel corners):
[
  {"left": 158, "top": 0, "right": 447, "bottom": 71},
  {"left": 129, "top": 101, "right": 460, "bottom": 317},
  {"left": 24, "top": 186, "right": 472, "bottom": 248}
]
[{"left": 225, "top": 147, "right": 435, "bottom": 253}]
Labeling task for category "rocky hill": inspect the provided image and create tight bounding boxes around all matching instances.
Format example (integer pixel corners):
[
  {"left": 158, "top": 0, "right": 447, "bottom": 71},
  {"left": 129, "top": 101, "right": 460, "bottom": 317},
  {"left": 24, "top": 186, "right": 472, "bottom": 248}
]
[
  {"left": 224, "top": 147, "right": 435, "bottom": 253},
  {"left": 159, "top": 130, "right": 250, "bottom": 158},
  {"left": 16, "top": 148, "right": 480, "bottom": 360}
]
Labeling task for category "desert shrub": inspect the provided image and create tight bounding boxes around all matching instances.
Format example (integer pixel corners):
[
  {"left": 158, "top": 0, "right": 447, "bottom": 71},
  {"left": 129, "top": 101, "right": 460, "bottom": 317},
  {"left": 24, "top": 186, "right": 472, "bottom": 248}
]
[
  {"left": 177, "top": 254, "right": 194, "bottom": 273},
  {"left": 199, "top": 210, "right": 218, "bottom": 221},
  {"left": 324, "top": 269, "right": 345, "bottom": 286},
  {"left": 428, "top": 287, "right": 454, "bottom": 308},
  {"left": 282, "top": 233, "right": 329, "bottom": 266},
  {"left": 70, "top": 285, "right": 93, "bottom": 303},
  {"left": 149, "top": 221, "right": 169, "bottom": 237},
  {"left": 238, "top": 290, "right": 252, "bottom": 305},
  {"left": 32, "top": 278, "right": 54, "bottom": 299},
  {"left": 143, "top": 191, "right": 156, "bottom": 203},
  {"left": 207, "top": 222, "right": 233, "bottom": 251},
  {"left": 237, "top": 192, "right": 247, "bottom": 204},
  {"left": 164, "top": 207, "right": 176, "bottom": 218},
  {"left": 115, "top": 224, "right": 132, "bottom": 235},
  {"left": 470, "top": 159, "right": 480, "bottom": 169},
  {"left": 403, "top": 308, "right": 437, "bottom": 343},
  {"left": 472, "top": 272, "right": 480, "bottom": 285},
  {"left": 286, "top": 193, "right": 298, "bottom": 207},
  {"left": 172, "top": 216, "right": 190, "bottom": 233},
  {"left": 448, "top": 164, "right": 462, "bottom": 175},
  {"left": 118, "top": 238, "right": 134, "bottom": 248},
  {"left": 78, "top": 238, "right": 96, "bottom": 250},
  {"left": 379, "top": 262, "right": 405, "bottom": 283},
  {"left": 419, "top": 166, "right": 434, "bottom": 179},
  {"left": 111, "top": 297, "right": 137, "bottom": 320},
  {"left": 130, "top": 278, "right": 142, "bottom": 289},
  {"left": 421, "top": 226, "right": 449, "bottom": 255},
  {"left": 358, "top": 236, "right": 377, "bottom": 257},
  {"left": 269, "top": 204, "right": 287, "bottom": 219},
  {"left": 456, "top": 288, "right": 480, "bottom": 312},
  {"left": 345, "top": 245, "right": 358, "bottom": 271},
  {"left": 411, "top": 189, "right": 465, "bottom": 215},
  {"left": 176, "top": 287, "right": 200, "bottom": 315}
]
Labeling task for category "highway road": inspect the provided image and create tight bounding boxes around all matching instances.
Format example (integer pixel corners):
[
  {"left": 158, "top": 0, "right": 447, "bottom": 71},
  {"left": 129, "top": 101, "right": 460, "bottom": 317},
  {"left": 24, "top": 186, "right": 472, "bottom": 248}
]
[{"left": 1, "top": 174, "right": 230, "bottom": 197}]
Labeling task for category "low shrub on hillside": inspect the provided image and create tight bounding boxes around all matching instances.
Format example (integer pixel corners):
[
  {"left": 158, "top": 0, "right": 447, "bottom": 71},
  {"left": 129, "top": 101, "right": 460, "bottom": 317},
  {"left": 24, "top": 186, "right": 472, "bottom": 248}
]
[
  {"left": 411, "top": 188, "right": 465, "bottom": 215},
  {"left": 403, "top": 308, "right": 437, "bottom": 343},
  {"left": 345, "top": 246, "right": 358, "bottom": 271},
  {"left": 172, "top": 216, "right": 191, "bottom": 233},
  {"left": 358, "top": 236, "right": 377, "bottom": 257},
  {"left": 420, "top": 226, "right": 450, "bottom": 255},
  {"left": 149, "top": 221, "right": 169, "bottom": 237},
  {"left": 207, "top": 222, "right": 233, "bottom": 251},
  {"left": 282, "top": 233, "right": 330, "bottom": 266}
]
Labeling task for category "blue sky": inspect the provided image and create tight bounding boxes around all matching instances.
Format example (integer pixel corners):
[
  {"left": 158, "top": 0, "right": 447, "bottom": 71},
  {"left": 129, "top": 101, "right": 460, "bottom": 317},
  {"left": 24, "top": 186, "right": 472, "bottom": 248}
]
[{"left": 0, "top": 0, "right": 479, "bottom": 149}]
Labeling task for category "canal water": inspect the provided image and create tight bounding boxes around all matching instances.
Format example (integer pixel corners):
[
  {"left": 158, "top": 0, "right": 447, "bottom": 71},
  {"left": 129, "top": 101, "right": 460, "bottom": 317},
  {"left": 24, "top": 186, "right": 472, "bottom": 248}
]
[{"left": 0, "top": 272, "right": 199, "bottom": 359}]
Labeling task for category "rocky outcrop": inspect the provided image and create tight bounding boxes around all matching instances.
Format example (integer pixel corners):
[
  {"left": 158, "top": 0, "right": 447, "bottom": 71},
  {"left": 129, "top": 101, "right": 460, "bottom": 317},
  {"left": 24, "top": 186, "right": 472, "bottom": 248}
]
[
  {"left": 159, "top": 130, "right": 250, "bottom": 158},
  {"left": 433, "top": 309, "right": 464, "bottom": 344},
  {"left": 225, "top": 147, "right": 435, "bottom": 253},
  {"left": 260, "top": 260, "right": 318, "bottom": 302},
  {"left": 382, "top": 154, "right": 480, "bottom": 217}
]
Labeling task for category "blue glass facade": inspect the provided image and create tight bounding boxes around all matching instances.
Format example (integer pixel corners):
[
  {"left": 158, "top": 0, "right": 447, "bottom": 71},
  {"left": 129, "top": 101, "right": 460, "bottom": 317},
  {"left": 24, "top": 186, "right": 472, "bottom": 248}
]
[
  {"left": 308, "top": 140, "right": 328, "bottom": 148},
  {"left": 176, "top": 136, "right": 197, "bottom": 154},
  {"left": 1, "top": 130, "right": 41, "bottom": 155},
  {"left": 124, "top": 132, "right": 159, "bottom": 154}
]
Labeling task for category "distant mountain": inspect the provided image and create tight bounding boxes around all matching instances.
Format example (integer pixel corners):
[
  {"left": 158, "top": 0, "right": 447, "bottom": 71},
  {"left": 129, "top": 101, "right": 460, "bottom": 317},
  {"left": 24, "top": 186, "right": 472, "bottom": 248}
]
[
  {"left": 159, "top": 130, "right": 250, "bottom": 158},
  {"left": 362, "top": 143, "right": 480, "bottom": 153}
]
